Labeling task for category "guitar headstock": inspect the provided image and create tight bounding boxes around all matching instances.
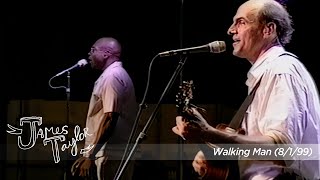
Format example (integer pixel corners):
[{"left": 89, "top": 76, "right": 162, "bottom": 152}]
[{"left": 176, "top": 80, "right": 195, "bottom": 115}]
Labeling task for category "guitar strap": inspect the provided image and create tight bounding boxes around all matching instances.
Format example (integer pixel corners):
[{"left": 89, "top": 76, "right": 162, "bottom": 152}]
[
  {"left": 228, "top": 51, "right": 298, "bottom": 130},
  {"left": 200, "top": 77, "right": 262, "bottom": 180},
  {"left": 228, "top": 77, "right": 262, "bottom": 130}
]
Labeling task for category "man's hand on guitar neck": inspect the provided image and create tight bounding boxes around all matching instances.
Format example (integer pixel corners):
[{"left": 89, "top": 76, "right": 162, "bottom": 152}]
[
  {"left": 173, "top": 107, "right": 276, "bottom": 145},
  {"left": 172, "top": 107, "right": 211, "bottom": 141}
]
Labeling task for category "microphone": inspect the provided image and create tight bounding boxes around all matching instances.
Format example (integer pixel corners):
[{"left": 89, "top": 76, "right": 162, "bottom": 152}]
[
  {"left": 54, "top": 59, "right": 88, "bottom": 77},
  {"left": 158, "top": 41, "right": 226, "bottom": 57}
]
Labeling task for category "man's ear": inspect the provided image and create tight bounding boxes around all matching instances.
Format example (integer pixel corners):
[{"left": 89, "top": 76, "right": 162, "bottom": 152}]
[
  {"left": 103, "top": 53, "right": 109, "bottom": 59},
  {"left": 263, "top": 22, "right": 277, "bottom": 37}
]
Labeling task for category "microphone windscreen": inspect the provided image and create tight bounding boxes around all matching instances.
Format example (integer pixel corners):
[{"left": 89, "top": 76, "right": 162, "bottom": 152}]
[
  {"left": 77, "top": 59, "right": 88, "bottom": 67},
  {"left": 209, "top": 41, "right": 226, "bottom": 53}
]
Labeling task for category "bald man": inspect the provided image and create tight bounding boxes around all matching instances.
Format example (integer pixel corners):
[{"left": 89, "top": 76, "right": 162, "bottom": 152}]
[{"left": 71, "top": 37, "right": 137, "bottom": 180}]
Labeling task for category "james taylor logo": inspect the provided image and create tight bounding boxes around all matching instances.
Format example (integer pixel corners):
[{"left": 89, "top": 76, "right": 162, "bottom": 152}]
[{"left": 6, "top": 116, "right": 94, "bottom": 163}]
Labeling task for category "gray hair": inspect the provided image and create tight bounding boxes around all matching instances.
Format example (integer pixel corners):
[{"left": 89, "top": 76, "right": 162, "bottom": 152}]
[{"left": 257, "top": 0, "right": 294, "bottom": 46}]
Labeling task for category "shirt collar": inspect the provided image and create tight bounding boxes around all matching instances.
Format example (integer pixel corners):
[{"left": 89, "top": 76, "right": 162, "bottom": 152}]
[
  {"left": 98, "top": 61, "right": 122, "bottom": 80},
  {"left": 246, "top": 46, "right": 286, "bottom": 90},
  {"left": 107, "top": 60, "right": 122, "bottom": 69}
]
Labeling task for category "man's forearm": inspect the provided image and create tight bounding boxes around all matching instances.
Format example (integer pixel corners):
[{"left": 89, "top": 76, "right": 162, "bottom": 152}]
[
  {"left": 201, "top": 126, "right": 275, "bottom": 145},
  {"left": 84, "top": 112, "right": 119, "bottom": 159}
]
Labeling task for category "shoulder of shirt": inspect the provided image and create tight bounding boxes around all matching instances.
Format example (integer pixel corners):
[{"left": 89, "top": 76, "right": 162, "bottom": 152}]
[
  {"left": 104, "top": 64, "right": 128, "bottom": 77},
  {"left": 268, "top": 52, "right": 303, "bottom": 75}
]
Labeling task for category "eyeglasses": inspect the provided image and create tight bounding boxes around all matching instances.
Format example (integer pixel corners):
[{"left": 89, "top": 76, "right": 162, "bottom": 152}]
[
  {"left": 89, "top": 47, "right": 119, "bottom": 57},
  {"left": 90, "top": 47, "right": 106, "bottom": 54}
]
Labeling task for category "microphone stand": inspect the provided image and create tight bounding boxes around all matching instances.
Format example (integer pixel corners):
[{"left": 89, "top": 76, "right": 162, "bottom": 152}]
[
  {"left": 48, "top": 71, "right": 71, "bottom": 180},
  {"left": 178, "top": 1, "right": 185, "bottom": 179},
  {"left": 64, "top": 71, "right": 71, "bottom": 180},
  {"left": 114, "top": 55, "right": 188, "bottom": 180}
]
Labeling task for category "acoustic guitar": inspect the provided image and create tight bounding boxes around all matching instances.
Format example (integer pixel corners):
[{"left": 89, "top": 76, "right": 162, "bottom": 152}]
[{"left": 176, "top": 80, "right": 245, "bottom": 180}]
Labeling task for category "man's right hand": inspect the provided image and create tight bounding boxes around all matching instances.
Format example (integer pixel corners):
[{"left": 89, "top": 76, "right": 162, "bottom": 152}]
[
  {"left": 192, "top": 150, "right": 209, "bottom": 178},
  {"left": 71, "top": 156, "right": 94, "bottom": 177}
]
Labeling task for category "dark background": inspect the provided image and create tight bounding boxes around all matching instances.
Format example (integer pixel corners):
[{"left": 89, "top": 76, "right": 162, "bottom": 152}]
[
  {"left": 3, "top": 0, "right": 315, "bottom": 107},
  {"left": 1, "top": 0, "right": 318, "bottom": 179}
]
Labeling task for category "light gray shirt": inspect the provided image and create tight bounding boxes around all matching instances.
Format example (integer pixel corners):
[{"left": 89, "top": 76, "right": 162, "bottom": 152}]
[
  {"left": 239, "top": 46, "right": 320, "bottom": 180},
  {"left": 84, "top": 61, "right": 137, "bottom": 158}
]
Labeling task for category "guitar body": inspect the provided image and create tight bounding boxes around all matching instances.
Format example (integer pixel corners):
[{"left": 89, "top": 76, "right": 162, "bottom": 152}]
[
  {"left": 176, "top": 81, "right": 245, "bottom": 180},
  {"left": 201, "top": 123, "right": 246, "bottom": 180},
  {"left": 204, "top": 159, "right": 237, "bottom": 180}
]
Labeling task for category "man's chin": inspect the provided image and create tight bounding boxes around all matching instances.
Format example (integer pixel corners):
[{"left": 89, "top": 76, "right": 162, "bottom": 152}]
[
  {"left": 91, "top": 65, "right": 103, "bottom": 71},
  {"left": 232, "top": 50, "right": 245, "bottom": 59},
  {"left": 232, "top": 50, "right": 240, "bottom": 57}
]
